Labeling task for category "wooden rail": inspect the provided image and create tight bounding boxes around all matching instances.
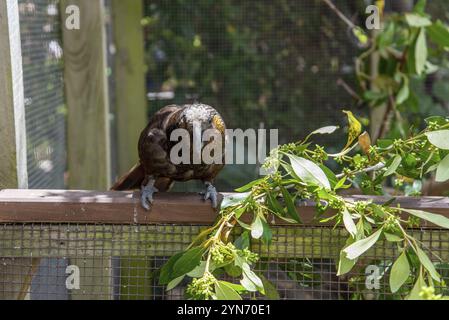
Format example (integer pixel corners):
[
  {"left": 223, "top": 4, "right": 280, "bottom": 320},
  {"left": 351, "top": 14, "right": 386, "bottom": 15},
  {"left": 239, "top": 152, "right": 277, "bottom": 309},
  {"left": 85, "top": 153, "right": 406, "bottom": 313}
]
[{"left": 0, "top": 189, "right": 448, "bottom": 227}]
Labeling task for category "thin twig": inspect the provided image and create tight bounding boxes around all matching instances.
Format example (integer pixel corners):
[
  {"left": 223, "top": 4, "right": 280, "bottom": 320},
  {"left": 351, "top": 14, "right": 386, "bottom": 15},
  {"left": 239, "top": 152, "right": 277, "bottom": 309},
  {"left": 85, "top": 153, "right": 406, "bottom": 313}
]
[
  {"left": 337, "top": 78, "right": 362, "bottom": 101},
  {"left": 322, "top": 0, "right": 356, "bottom": 29}
]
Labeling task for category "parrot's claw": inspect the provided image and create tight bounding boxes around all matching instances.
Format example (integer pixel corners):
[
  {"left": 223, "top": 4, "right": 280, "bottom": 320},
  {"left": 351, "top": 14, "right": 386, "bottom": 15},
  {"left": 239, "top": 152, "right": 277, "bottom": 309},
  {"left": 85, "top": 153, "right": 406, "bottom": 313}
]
[
  {"left": 202, "top": 182, "right": 218, "bottom": 209},
  {"left": 141, "top": 183, "right": 159, "bottom": 211}
]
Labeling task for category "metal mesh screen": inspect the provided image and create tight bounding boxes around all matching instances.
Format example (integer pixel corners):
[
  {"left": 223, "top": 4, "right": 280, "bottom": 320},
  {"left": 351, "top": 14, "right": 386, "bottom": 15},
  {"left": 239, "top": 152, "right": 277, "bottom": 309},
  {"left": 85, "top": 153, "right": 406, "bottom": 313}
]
[
  {"left": 18, "top": 0, "right": 66, "bottom": 189},
  {"left": 0, "top": 223, "right": 447, "bottom": 300},
  {"left": 143, "top": 0, "right": 365, "bottom": 191}
]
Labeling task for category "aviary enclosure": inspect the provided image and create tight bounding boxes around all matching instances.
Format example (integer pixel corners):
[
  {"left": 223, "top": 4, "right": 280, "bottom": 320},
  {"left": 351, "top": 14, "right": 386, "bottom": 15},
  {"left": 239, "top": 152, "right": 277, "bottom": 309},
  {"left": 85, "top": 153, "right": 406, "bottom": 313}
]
[{"left": 1, "top": 0, "right": 449, "bottom": 301}]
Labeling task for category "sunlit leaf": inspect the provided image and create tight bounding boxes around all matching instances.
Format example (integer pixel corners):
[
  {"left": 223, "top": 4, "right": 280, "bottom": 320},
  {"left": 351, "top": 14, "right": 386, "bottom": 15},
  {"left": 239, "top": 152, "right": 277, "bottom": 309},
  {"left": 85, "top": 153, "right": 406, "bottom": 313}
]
[
  {"left": 405, "top": 13, "right": 432, "bottom": 27},
  {"left": 287, "top": 155, "right": 331, "bottom": 190},
  {"left": 425, "top": 130, "right": 449, "bottom": 149},
  {"left": 408, "top": 272, "right": 426, "bottom": 300},
  {"left": 436, "top": 154, "right": 449, "bottom": 182},
  {"left": 414, "top": 246, "right": 440, "bottom": 282},
  {"left": 415, "top": 28, "right": 428, "bottom": 76},
  {"left": 221, "top": 192, "right": 250, "bottom": 209},
  {"left": 343, "top": 228, "right": 383, "bottom": 260},
  {"left": 384, "top": 155, "right": 402, "bottom": 176},
  {"left": 215, "top": 281, "right": 243, "bottom": 300},
  {"left": 390, "top": 252, "right": 410, "bottom": 293},
  {"left": 166, "top": 276, "right": 184, "bottom": 291},
  {"left": 342, "top": 110, "right": 362, "bottom": 151},
  {"left": 403, "top": 208, "right": 449, "bottom": 229},
  {"left": 342, "top": 209, "right": 357, "bottom": 238},
  {"left": 337, "top": 238, "right": 358, "bottom": 276},
  {"left": 311, "top": 126, "right": 339, "bottom": 136},
  {"left": 250, "top": 215, "right": 264, "bottom": 240}
]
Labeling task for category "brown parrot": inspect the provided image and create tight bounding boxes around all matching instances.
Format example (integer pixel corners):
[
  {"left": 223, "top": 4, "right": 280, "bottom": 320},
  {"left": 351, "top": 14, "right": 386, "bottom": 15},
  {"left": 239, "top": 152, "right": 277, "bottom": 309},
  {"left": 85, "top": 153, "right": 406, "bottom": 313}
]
[{"left": 111, "top": 103, "right": 226, "bottom": 210}]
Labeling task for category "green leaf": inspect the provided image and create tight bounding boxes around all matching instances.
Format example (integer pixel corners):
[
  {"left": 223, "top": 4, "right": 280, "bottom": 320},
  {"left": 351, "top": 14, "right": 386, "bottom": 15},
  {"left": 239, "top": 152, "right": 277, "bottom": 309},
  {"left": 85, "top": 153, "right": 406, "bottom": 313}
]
[
  {"left": 385, "top": 155, "right": 402, "bottom": 176},
  {"left": 215, "top": 281, "right": 243, "bottom": 300},
  {"left": 402, "top": 209, "right": 449, "bottom": 229},
  {"left": 384, "top": 233, "right": 403, "bottom": 242},
  {"left": 415, "top": 246, "right": 440, "bottom": 282},
  {"left": 396, "top": 76, "right": 410, "bottom": 105},
  {"left": 234, "top": 231, "right": 250, "bottom": 250},
  {"left": 415, "top": 28, "right": 428, "bottom": 76},
  {"left": 259, "top": 274, "right": 280, "bottom": 300},
  {"left": 240, "top": 276, "right": 257, "bottom": 292},
  {"left": 287, "top": 155, "right": 331, "bottom": 189},
  {"left": 337, "top": 238, "right": 358, "bottom": 276},
  {"left": 261, "top": 219, "right": 273, "bottom": 244},
  {"left": 319, "top": 164, "right": 338, "bottom": 189},
  {"left": 172, "top": 247, "right": 205, "bottom": 279},
  {"left": 425, "top": 130, "right": 449, "bottom": 149},
  {"left": 363, "top": 90, "right": 388, "bottom": 101},
  {"left": 241, "top": 263, "right": 264, "bottom": 294},
  {"left": 335, "top": 177, "right": 350, "bottom": 190},
  {"left": 427, "top": 20, "right": 449, "bottom": 48},
  {"left": 310, "top": 126, "right": 339, "bottom": 136},
  {"left": 250, "top": 215, "right": 264, "bottom": 240},
  {"left": 187, "top": 261, "right": 206, "bottom": 278},
  {"left": 225, "top": 263, "right": 243, "bottom": 277},
  {"left": 405, "top": 13, "right": 432, "bottom": 27},
  {"left": 436, "top": 154, "right": 449, "bottom": 182},
  {"left": 221, "top": 282, "right": 246, "bottom": 294},
  {"left": 159, "top": 251, "right": 184, "bottom": 284},
  {"left": 280, "top": 186, "right": 302, "bottom": 223},
  {"left": 408, "top": 272, "right": 426, "bottom": 300},
  {"left": 343, "top": 228, "right": 383, "bottom": 260},
  {"left": 166, "top": 276, "right": 184, "bottom": 291},
  {"left": 390, "top": 252, "right": 410, "bottom": 293},
  {"left": 342, "top": 209, "right": 357, "bottom": 238},
  {"left": 235, "top": 179, "right": 264, "bottom": 193},
  {"left": 221, "top": 192, "right": 250, "bottom": 209},
  {"left": 414, "top": 0, "right": 427, "bottom": 14}
]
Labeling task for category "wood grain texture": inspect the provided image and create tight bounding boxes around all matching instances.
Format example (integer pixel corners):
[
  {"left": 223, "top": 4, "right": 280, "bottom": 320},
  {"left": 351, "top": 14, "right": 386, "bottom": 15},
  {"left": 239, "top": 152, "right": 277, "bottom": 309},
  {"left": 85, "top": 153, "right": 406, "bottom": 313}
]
[
  {"left": 60, "top": 0, "right": 111, "bottom": 189},
  {"left": 0, "top": 189, "right": 448, "bottom": 227},
  {"left": 111, "top": 0, "right": 147, "bottom": 177},
  {"left": 60, "top": 0, "right": 112, "bottom": 300},
  {"left": 0, "top": 0, "right": 28, "bottom": 189}
]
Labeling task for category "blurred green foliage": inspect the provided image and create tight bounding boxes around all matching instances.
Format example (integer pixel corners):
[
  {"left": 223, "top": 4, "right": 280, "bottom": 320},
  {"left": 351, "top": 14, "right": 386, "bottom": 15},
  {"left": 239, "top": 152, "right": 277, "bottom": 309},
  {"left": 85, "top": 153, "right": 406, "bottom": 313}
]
[{"left": 142, "top": 0, "right": 449, "bottom": 190}]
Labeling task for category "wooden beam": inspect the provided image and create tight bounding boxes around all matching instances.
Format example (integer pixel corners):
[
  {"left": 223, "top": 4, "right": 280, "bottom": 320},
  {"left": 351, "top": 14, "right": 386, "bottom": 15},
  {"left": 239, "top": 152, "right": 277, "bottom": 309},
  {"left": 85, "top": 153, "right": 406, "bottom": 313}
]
[
  {"left": 0, "top": 0, "right": 28, "bottom": 189},
  {"left": 60, "top": 0, "right": 111, "bottom": 189},
  {"left": 0, "top": 189, "right": 449, "bottom": 227},
  {"left": 111, "top": 0, "right": 147, "bottom": 177}
]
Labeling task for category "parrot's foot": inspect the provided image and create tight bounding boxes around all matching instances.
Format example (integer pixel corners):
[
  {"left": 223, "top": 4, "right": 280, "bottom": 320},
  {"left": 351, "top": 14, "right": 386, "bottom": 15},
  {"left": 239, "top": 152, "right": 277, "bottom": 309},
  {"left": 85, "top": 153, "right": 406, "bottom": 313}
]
[
  {"left": 141, "top": 179, "right": 159, "bottom": 211},
  {"left": 202, "top": 182, "right": 218, "bottom": 209}
]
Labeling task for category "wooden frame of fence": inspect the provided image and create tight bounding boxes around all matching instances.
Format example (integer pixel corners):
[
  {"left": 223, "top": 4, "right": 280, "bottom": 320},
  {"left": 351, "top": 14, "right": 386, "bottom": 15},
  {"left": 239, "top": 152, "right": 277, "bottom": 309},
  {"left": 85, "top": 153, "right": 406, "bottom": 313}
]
[{"left": 0, "top": 189, "right": 448, "bottom": 226}]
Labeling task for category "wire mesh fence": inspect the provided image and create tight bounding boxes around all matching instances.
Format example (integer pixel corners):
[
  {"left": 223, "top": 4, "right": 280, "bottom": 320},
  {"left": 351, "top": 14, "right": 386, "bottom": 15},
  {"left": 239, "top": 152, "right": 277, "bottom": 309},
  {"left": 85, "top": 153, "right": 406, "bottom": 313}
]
[
  {"left": 18, "top": 0, "right": 66, "bottom": 189},
  {"left": 0, "top": 223, "right": 447, "bottom": 300}
]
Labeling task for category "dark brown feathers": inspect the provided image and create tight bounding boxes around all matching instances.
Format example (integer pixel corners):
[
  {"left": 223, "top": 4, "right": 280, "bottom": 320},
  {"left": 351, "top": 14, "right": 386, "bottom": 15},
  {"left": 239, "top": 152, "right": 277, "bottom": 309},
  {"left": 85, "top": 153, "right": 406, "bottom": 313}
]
[{"left": 111, "top": 104, "right": 226, "bottom": 192}]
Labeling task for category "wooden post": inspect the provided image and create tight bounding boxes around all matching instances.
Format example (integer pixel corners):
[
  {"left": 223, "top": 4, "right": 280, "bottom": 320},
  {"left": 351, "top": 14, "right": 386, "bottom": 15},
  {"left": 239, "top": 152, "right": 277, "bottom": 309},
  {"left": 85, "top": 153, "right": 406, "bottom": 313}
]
[
  {"left": 110, "top": 1, "right": 148, "bottom": 299},
  {"left": 0, "top": 0, "right": 32, "bottom": 300},
  {"left": 0, "top": 0, "right": 28, "bottom": 190},
  {"left": 61, "top": 0, "right": 111, "bottom": 190},
  {"left": 111, "top": 0, "right": 147, "bottom": 177},
  {"left": 60, "top": 0, "right": 112, "bottom": 299}
]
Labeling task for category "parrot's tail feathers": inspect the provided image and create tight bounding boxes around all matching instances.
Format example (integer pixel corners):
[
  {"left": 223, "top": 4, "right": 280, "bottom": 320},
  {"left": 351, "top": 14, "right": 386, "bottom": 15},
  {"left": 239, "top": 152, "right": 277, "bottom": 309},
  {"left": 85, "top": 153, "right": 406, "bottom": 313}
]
[{"left": 110, "top": 163, "right": 145, "bottom": 191}]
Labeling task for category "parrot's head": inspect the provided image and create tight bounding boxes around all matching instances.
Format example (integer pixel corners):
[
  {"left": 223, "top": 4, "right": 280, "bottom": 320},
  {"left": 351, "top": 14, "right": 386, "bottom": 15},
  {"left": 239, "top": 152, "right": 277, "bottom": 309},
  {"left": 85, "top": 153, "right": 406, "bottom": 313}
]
[
  {"left": 181, "top": 103, "right": 226, "bottom": 135},
  {"left": 179, "top": 103, "right": 226, "bottom": 157}
]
